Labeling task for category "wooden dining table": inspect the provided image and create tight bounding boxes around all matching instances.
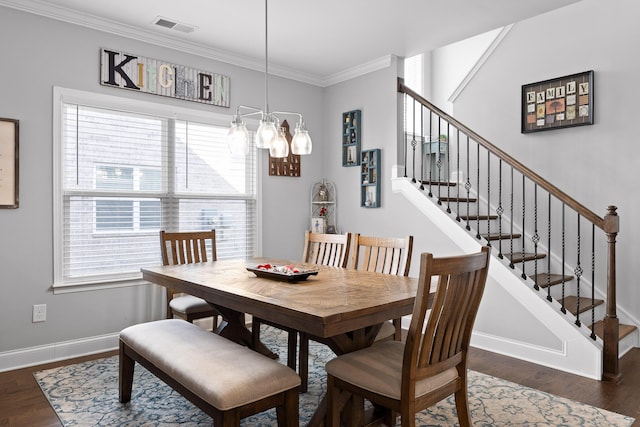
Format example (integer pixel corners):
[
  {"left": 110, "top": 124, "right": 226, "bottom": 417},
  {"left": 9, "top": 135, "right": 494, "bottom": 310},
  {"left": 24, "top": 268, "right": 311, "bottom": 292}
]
[{"left": 141, "top": 257, "right": 421, "bottom": 426}]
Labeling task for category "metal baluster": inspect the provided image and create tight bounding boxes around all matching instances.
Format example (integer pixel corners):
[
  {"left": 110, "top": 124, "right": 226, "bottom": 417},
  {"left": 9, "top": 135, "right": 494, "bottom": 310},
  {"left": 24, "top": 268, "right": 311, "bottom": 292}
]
[
  {"left": 561, "top": 203, "right": 567, "bottom": 315},
  {"left": 455, "top": 129, "right": 461, "bottom": 222},
  {"left": 575, "top": 214, "right": 582, "bottom": 327},
  {"left": 445, "top": 123, "right": 451, "bottom": 214},
  {"left": 428, "top": 110, "right": 433, "bottom": 198},
  {"left": 437, "top": 118, "right": 442, "bottom": 205},
  {"left": 476, "top": 142, "right": 481, "bottom": 239},
  {"left": 497, "top": 159, "right": 504, "bottom": 259},
  {"left": 411, "top": 99, "right": 417, "bottom": 183},
  {"left": 419, "top": 104, "right": 425, "bottom": 190},
  {"left": 403, "top": 94, "right": 407, "bottom": 178},
  {"left": 509, "top": 166, "right": 515, "bottom": 269},
  {"left": 547, "top": 193, "right": 552, "bottom": 302},
  {"left": 532, "top": 184, "right": 540, "bottom": 290},
  {"left": 521, "top": 175, "right": 527, "bottom": 280},
  {"left": 465, "top": 135, "right": 471, "bottom": 230},
  {"left": 590, "top": 224, "right": 596, "bottom": 340},
  {"left": 486, "top": 150, "right": 491, "bottom": 246}
]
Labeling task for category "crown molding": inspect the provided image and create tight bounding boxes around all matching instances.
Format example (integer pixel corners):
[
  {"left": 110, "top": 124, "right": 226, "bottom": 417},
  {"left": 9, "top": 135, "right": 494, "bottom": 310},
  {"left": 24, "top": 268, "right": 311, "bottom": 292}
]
[
  {"left": 0, "top": 0, "right": 390, "bottom": 88},
  {"left": 322, "top": 55, "right": 395, "bottom": 87}
]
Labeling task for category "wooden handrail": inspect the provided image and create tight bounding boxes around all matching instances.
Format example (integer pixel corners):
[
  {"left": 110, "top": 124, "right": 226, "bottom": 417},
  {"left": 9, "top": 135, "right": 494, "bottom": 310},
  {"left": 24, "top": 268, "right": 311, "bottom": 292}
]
[{"left": 398, "top": 78, "right": 605, "bottom": 230}]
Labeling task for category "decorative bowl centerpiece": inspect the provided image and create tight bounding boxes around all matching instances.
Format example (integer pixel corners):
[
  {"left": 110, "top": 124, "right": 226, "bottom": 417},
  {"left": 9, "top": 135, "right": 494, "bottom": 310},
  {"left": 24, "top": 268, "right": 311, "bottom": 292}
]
[{"left": 247, "top": 263, "right": 318, "bottom": 283}]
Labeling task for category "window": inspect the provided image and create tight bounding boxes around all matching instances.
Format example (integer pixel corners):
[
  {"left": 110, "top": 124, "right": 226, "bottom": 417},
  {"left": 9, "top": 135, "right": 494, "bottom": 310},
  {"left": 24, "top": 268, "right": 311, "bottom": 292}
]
[
  {"left": 404, "top": 54, "right": 424, "bottom": 139},
  {"left": 53, "top": 88, "right": 257, "bottom": 289}
]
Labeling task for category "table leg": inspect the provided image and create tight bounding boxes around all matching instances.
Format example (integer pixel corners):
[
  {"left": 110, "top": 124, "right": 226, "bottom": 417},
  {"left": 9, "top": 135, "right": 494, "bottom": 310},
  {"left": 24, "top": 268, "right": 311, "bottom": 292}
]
[{"left": 212, "top": 305, "right": 278, "bottom": 360}]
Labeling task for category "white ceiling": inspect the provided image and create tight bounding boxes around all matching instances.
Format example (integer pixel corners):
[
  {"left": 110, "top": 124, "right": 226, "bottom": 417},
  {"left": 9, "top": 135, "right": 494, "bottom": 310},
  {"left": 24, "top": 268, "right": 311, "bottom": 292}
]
[{"left": 3, "top": 0, "right": 581, "bottom": 86}]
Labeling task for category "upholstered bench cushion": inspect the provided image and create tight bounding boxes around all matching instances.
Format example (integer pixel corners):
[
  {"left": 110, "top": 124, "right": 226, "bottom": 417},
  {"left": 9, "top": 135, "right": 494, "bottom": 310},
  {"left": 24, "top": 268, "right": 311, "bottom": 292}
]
[
  {"left": 120, "top": 319, "right": 300, "bottom": 410},
  {"left": 325, "top": 340, "right": 458, "bottom": 400},
  {"left": 169, "top": 294, "right": 213, "bottom": 314}
]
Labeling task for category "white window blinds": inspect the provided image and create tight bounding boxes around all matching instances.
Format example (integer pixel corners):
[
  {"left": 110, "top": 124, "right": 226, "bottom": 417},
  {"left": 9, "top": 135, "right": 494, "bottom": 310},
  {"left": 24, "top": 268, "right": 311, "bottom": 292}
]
[{"left": 54, "top": 90, "right": 257, "bottom": 288}]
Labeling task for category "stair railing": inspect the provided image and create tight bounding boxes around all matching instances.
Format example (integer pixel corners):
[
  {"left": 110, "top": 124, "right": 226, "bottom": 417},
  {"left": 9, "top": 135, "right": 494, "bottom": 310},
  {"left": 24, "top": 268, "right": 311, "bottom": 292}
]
[{"left": 398, "top": 78, "right": 621, "bottom": 382}]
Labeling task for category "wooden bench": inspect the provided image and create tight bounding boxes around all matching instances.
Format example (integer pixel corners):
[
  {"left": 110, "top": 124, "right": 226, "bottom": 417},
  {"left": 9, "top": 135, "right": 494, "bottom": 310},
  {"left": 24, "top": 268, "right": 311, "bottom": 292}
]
[{"left": 119, "top": 319, "right": 300, "bottom": 427}]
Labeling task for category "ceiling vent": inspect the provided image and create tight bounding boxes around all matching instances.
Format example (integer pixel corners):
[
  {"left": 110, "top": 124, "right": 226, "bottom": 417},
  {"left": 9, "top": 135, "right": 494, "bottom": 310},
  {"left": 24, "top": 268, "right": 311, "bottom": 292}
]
[{"left": 153, "top": 17, "right": 196, "bottom": 34}]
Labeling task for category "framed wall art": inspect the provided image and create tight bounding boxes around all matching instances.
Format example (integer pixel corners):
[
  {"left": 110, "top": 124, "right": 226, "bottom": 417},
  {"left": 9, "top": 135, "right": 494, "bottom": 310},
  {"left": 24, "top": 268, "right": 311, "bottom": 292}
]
[
  {"left": 521, "top": 70, "right": 593, "bottom": 134},
  {"left": 0, "top": 118, "right": 18, "bottom": 208}
]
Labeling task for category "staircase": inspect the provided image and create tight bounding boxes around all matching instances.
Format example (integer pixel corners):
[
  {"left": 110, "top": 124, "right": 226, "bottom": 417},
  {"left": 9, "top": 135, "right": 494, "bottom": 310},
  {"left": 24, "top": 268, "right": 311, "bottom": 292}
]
[{"left": 397, "top": 78, "right": 636, "bottom": 382}]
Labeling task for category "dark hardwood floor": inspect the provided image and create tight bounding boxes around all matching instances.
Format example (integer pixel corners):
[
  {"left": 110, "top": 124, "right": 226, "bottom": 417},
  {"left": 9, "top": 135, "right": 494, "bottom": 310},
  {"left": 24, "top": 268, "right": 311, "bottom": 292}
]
[{"left": 1, "top": 347, "right": 639, "bottom": 426}]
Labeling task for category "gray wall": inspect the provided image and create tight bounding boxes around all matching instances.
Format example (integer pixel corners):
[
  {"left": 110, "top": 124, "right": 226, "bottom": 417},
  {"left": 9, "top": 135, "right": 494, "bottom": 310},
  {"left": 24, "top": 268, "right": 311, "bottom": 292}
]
[
  {"left": 452, "top": 0, "right": 640, "bottom": 325},
  {"left": 0, "top": 6, "right": 321, "bottom": 354},
  {"left": 321, "top": 57, "right": 464, "bottom": 276}
]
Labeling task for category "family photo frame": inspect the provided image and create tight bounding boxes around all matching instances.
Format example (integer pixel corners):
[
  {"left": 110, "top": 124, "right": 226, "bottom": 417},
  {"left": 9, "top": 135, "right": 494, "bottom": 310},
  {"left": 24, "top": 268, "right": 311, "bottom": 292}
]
[
  {"left": 521, "top": 70, "right": 594, "bottom": 134},
  {"left": 0, "top": 118, "right": 18, "bottom": 208}
]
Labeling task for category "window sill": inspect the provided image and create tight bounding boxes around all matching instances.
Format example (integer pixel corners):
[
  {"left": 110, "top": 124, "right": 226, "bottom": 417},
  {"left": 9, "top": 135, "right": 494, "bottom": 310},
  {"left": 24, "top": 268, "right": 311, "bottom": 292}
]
[{"left": 52, "top": 277, "right": 150, "bottom": 294}]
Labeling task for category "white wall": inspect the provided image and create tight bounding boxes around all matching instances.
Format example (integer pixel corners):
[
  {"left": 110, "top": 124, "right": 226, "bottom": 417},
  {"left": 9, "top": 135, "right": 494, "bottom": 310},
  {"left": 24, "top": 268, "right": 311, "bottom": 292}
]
[
  {"left": 0, "top": 6, "right": 322, "bottom": 362},
  {"left": 451, "top": 0, "right": 640, "bottom": 327},
  {"left": 431, "top": 27, "right": 503, "bottom": 114}
]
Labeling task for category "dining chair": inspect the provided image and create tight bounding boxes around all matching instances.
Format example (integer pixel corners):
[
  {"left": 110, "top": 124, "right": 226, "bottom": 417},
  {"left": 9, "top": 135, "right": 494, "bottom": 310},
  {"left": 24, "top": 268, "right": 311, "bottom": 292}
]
[
  {"left": 302, "top": 230, "right": 352, "bottom": 268},
  {"left": 325, "top": 246, "right": 491, "bottom": 427},
  {"left": 351, "top": 233, "right": 414, "bottom": 341},
  {"left": 160, "top": 229, "right": 220, "bottom": 328},
  {"left": 252, "top": 231, "right": 351, "bottom": 388}
]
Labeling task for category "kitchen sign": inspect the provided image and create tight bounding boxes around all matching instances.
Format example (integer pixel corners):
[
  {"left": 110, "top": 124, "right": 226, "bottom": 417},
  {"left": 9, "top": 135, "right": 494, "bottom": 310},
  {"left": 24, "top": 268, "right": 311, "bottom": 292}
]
[{"left": 100, "top": 48, "right": 230, "bottom": 107}]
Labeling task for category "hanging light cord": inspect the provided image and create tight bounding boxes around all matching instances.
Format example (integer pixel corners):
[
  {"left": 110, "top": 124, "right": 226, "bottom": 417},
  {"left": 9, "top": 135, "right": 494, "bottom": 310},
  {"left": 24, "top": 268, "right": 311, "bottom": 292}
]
[{"left": 264, "top": 0, "right": 270, "bottom": 115}]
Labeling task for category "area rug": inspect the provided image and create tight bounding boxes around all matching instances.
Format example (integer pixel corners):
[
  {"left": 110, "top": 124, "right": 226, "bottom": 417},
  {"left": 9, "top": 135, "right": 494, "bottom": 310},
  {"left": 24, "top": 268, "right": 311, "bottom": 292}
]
[{"left": 34, "top": 326, "right": 634, "bottom": 426}]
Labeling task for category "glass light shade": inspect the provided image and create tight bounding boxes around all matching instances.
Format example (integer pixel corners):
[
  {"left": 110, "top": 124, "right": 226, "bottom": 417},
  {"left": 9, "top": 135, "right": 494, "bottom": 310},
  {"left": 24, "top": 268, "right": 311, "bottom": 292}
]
[
  {"left": 227, "top": 122, "right": 249, "bottom": 155},
  {"left": 291, "top": 128, "right": 312, "bottom": 155},
  {"left": 269, "top": 128, "right": 289, "bottom": 158},
  {"left": 256, "top": 119, "right": 278, "bottom": 149}
]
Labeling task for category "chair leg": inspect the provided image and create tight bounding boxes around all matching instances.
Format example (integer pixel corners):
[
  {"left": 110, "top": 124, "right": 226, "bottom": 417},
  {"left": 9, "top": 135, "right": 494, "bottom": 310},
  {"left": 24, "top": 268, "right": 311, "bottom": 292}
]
[
  {"left": 286, "top": 330, "right": 297, "bottom": 371},
  {"left": 326, "top": 375, "right": 340, "bottom": 427},
  {"left": 118, "top": 342, "right": 135, "bottom": 403},
  {"left": 345, "top": 393, "right": 365, "bottom": 427},
  {"left": 383, "top": 409, "right": 397, "bottom": 427},
  {"left": 298, "top": 332, "right": 309, "bottom": 393},
  {"left": 454, "top": 368, "right": 471, "bottom": 427},
  {"left": 275, "top": 388, "right": 299, "bottom": 427},
  {"left": 220, "top": 409, "right": 241, "bottom": 427}
]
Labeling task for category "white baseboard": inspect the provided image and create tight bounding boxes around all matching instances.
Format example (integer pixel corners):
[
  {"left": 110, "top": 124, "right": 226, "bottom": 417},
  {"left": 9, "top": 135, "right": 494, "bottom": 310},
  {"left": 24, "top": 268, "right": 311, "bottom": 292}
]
[{"left": 0, "top": 333, "right": 119, "bottom": 373}]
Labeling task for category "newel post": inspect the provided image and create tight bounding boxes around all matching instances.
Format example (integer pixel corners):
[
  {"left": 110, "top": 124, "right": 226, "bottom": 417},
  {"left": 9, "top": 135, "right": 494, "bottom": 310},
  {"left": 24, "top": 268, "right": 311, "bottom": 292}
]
[{"left": 602, "top": 205, "right": 620, "bottom": 383}]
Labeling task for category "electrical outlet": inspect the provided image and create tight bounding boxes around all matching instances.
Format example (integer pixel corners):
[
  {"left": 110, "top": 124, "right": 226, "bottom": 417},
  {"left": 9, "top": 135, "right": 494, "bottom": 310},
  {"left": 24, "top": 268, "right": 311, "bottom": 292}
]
[{"left": 33, "top": 304, "right": 46, "bottom": 322}]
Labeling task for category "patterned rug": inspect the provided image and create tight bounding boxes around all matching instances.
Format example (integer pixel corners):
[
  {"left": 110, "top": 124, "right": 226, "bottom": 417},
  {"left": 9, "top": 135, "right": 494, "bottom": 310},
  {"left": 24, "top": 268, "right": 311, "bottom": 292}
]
[{"left": 34, "top": 326, "right": 634, "bottom": 426}]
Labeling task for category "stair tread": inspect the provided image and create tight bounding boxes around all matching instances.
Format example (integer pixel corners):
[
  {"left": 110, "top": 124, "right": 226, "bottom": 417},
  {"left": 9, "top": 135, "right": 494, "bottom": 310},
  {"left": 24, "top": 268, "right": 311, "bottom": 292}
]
[
  {"left": 507, "top": 252, "right": 547, "bottom": 262},
  {"left": 419, "top": 180, "right": 457, "bottom": 187},
  {"left": 459, "top": 214, "right": 499, "bottom": 220},
  {"left": 591, "top": 321, "right": 637, "bottom": 341},
  {"left": 483, "top": 233, "right": 522, "bottom": 241},
  {"left": 530, "top": 273, "right": 574, "bottom": 287},
  {"left": 438, "top": 196, "right": 477, "bottom": 203},
  {"left": 560, "top": 295, "right": 604, "bottom": 315}
]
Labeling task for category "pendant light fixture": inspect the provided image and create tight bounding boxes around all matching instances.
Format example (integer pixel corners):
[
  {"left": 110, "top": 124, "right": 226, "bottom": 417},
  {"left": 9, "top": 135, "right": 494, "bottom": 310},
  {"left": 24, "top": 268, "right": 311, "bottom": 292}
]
[{"left": 227, "top": 0, "right": 312, "bottom": 157}]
